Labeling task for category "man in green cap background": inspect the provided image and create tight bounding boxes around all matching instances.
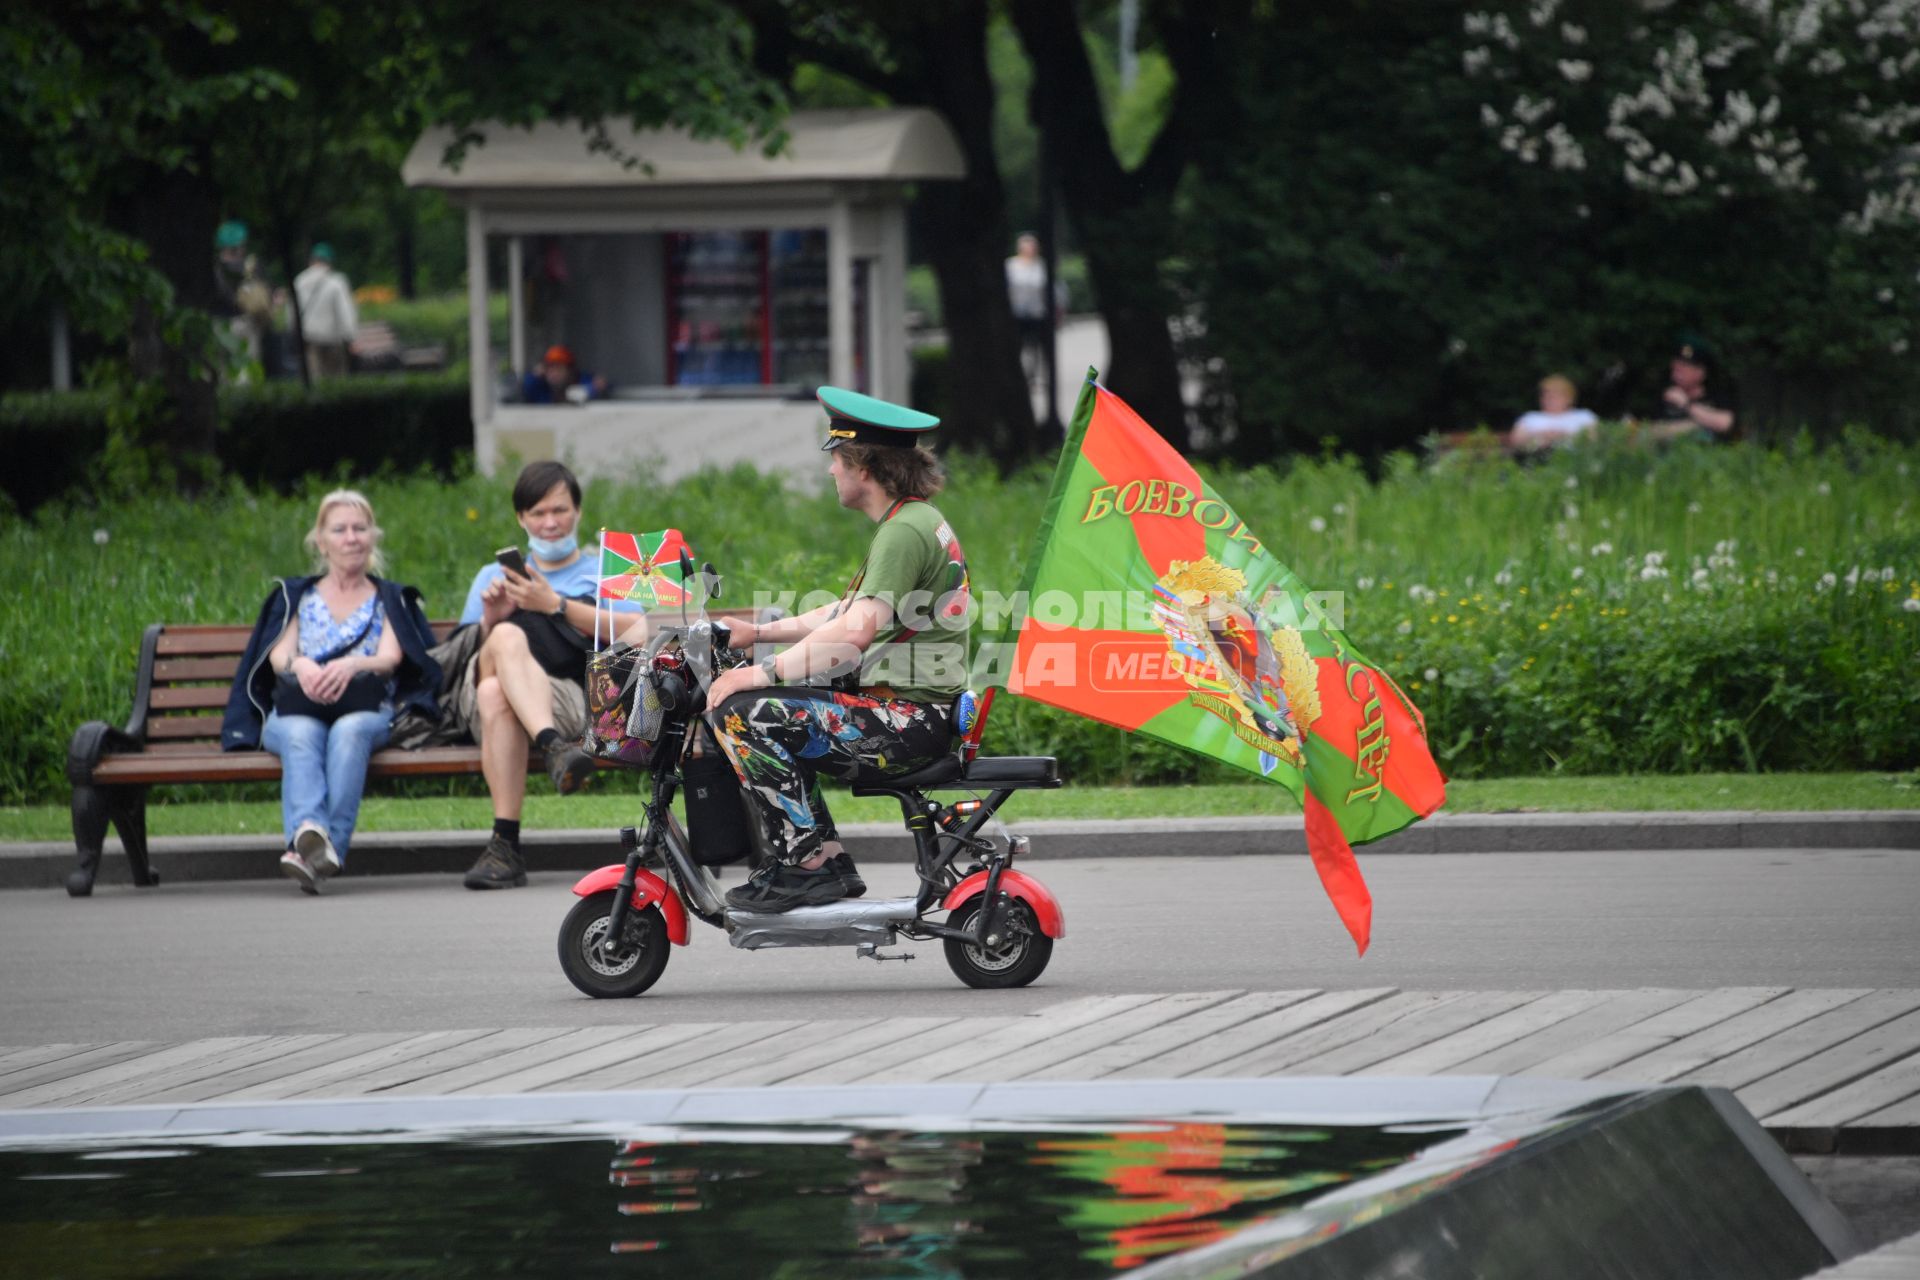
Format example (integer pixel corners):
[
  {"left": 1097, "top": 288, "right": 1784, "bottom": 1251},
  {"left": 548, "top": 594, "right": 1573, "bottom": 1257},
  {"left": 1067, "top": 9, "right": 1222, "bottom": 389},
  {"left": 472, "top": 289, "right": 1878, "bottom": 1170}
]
[
  {"left": 704, "top": 386, "right": 974, "bottom": 913},
  {"left": 213, "top": 220, "right": 274, "bottom": 372},
  {"left": 293, "top": 241, "right": 359, "bottom": 380}
]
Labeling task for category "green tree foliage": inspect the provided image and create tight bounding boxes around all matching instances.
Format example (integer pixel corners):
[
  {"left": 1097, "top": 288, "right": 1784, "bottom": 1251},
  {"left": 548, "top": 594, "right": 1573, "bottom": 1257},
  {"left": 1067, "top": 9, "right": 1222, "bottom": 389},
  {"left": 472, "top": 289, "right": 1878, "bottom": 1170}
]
[
  {"left": 1179, "top": 0, "right": 1920, "bottom": 459},
  {"left": 0, "top": 0, "right": 786, "bottom": 472}
]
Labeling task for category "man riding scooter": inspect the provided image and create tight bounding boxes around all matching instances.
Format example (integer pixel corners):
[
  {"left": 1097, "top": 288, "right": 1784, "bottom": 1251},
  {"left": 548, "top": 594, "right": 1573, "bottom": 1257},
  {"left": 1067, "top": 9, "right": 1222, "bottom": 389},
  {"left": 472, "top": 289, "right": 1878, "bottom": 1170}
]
[{"left": 705, "top": 387, "right": 972, "bottom": 914}]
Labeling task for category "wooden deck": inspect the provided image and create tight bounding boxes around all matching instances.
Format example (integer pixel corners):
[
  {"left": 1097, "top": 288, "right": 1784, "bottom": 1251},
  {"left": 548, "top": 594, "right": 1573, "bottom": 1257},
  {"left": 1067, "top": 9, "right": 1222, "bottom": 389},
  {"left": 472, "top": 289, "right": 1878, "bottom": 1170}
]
[{"left": 3, "top": 987, "right": 1917, "bottom": 1142}]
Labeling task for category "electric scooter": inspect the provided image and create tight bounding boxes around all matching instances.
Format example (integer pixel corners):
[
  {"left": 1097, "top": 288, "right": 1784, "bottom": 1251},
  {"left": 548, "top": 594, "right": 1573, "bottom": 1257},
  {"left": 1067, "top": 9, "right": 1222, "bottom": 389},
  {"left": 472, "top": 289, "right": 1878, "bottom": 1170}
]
[{"left": 556, "top": 559, "right": 1064, "bottom": 997}]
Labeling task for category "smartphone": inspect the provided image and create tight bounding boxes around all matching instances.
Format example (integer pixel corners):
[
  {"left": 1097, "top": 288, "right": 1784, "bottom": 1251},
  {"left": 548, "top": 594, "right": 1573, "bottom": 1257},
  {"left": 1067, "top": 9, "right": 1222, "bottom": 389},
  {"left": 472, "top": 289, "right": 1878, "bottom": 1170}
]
[{"left": 495, "top": 547, "right": 529, "bottom": 579}]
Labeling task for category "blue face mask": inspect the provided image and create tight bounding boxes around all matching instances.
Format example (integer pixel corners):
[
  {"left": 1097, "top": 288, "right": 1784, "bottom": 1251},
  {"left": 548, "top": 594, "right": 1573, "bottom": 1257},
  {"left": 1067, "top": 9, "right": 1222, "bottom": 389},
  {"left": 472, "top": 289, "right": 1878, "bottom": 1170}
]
[{"left": 526, "top": 531, "right": 578, "bottom": 562}]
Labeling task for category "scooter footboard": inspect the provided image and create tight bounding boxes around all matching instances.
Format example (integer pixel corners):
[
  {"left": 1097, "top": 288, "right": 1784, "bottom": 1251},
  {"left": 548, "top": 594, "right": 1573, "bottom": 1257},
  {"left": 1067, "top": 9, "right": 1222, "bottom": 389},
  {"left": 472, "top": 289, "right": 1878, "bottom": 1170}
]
[
  {"left": 941, "top": 869, "right": 1064, "bottom": 939},
  {"left": 571, "top": 865, "right": 691, "bottom": 945}
]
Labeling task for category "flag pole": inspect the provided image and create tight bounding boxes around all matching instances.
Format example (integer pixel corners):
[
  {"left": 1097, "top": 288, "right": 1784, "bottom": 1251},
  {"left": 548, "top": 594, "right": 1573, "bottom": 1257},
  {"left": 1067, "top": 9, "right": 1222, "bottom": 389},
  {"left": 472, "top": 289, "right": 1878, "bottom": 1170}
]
[{"left": 595, "top": 527, "right": 607, "bottom": 651}]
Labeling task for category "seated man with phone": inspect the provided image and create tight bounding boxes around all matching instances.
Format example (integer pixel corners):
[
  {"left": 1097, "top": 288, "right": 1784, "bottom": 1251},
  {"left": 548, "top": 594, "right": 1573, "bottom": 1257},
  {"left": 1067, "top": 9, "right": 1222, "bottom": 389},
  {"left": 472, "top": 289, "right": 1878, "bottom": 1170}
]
[{"left": 453, "top": 460, "right": 636, "bottom": 890}]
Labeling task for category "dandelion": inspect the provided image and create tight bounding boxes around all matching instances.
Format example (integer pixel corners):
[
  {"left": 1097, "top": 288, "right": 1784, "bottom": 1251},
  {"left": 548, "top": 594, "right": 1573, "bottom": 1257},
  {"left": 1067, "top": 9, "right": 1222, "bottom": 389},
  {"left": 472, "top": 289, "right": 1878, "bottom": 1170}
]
[
  {"left": 1571, "top": 565, "right": 1585, "bottom": 579},
  {"left": 1396, "top": 619, "right": 1413, "bottom": 634},
  {"left": 1494, "top": 569, "right": 1514, "bottom": 586},
  {"left": 467, "top": 507, "right": 480, "bottom": 521},
  {"left": 1904, "top": 598, "right": 1920, "bottom": 612},
  {"left": 92, "top": 528, "right": 110, "bottom": 546},
  {"left": 1357, "top": 576, "right": 1375, "bottom": 590},
  {"left": 1589, "top": 541, "right": 1613, "bottom": 556},
  {"left": 1641, "top": 565, "right": 1668, "bottom": 580},
  {"left": 1564, "top": 475, "right": 1579, "bottom": 489},
  {"left": 1816, "top": 481, "right": 1832, "bottom": 496},
  {"left": 1538, "top": 622, "right": 1550, "bottom": 631},
  {"left": 1686, "top": 501, "right": 1702, "bottom": 514},
  {"left": 1563, "top": 503, "right": 1579, "bottom": 520},
  {"left": 1424, "top": 667, "right": 1440, "bottom": 682},
  {"left": 1692, "top": 568, "right": 1710, "bottom": 586},
  {"left": 1309, "top": 516, "right": 1327, "bottom": 532},
  {"left": 1794, "top": 547, "right": 1806, "bottom": 557},
  {"left": 1818, "top": 572, "right": 1838, "bottom": 590},
  {"left": 1332, "top": 502, "right": 1348, "bottom": 515}
]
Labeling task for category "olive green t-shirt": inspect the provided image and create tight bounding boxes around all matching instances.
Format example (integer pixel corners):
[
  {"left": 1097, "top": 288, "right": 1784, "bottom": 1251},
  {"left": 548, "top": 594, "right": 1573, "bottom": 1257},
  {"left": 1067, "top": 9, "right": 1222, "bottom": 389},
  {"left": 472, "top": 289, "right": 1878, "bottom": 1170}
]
[{"left": 852, "top": 500, "right": 971, "bottom": 703}]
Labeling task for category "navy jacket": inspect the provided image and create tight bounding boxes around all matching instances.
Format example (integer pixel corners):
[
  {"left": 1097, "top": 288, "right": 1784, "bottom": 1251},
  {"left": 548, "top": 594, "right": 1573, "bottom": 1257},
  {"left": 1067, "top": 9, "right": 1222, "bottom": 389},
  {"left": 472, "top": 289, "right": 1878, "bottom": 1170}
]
[{"left": 221, "top": 575, "right": 443, "bottom": 751}]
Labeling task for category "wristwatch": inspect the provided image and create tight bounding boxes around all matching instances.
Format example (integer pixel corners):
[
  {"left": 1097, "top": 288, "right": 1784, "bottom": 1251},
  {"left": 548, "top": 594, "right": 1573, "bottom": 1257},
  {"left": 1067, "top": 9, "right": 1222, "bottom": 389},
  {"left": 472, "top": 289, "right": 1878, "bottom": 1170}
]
[
  {"left": 550, "top": 597, "right": 568, "bottom": 620},
  {"left": 759, "top": 654, "right": 780, "bottom": 684}
]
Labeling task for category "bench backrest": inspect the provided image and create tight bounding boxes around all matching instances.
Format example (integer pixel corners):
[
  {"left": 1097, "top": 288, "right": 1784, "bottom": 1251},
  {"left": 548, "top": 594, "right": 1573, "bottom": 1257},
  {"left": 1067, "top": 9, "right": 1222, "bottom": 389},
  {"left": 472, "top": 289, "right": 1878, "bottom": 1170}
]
[
  {"left": 129, "top": 621, "right": 462, "bottom": 754},
  {"left": 129, "top": 613, "right": 760, "bottom": 753}
]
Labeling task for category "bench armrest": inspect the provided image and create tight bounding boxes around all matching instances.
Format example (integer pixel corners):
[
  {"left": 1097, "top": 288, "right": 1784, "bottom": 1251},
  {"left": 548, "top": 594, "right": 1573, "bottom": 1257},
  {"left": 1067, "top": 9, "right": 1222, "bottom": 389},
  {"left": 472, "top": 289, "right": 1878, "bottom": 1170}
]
[
  {"left": 67, "top": 720, "right": 144, "bottom": 786},
  {"left": 68, "top": 622, "right": 163, "bottom": 783}
]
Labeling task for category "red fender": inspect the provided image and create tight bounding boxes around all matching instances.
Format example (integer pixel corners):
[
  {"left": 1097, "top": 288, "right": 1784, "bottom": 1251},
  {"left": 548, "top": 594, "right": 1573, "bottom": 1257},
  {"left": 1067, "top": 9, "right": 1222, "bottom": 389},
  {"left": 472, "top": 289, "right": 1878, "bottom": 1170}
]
[
  {"left": 941, "top": 867, "right": 1065, "bottom": 939},
  {"left": 571, "top": 865, "right": 690, "bottom": 945}
]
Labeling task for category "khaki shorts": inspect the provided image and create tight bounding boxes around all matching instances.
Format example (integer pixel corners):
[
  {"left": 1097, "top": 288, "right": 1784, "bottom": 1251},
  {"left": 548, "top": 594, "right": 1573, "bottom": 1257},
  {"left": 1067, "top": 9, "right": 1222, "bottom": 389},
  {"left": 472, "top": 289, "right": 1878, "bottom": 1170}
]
[{"left": 452, "top": 655, "right": 589, "bottom": 744}]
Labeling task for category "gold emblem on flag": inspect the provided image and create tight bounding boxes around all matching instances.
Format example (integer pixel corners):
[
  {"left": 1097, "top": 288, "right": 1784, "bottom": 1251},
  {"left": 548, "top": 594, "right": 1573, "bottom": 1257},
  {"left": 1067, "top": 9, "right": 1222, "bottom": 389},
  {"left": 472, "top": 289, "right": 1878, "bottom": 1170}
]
[{"left": 1153, "top": 557, "right": 1316, "bottom": 764}]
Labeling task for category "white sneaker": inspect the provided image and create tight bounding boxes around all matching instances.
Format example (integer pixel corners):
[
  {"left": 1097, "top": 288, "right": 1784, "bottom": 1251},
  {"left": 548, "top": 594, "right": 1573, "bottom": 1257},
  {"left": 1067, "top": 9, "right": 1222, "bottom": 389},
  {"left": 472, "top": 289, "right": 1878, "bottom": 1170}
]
[
  {"left": 293, "top": 821, "right": 341, "bottom": 879},
  {"left": 279, "top": 850, "right": 319, "bottom": 895}
]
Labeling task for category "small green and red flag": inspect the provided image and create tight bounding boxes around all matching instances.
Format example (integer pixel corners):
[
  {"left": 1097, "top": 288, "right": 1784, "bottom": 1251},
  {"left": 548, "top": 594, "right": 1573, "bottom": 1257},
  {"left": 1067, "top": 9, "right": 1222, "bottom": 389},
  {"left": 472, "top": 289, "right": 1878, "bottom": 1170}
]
[
  {"left": 598, "top": 529, "right": 691, "bottom": 607},
  {"left": 1007, "top": 373, "right": 1445, "bottom": 955}
]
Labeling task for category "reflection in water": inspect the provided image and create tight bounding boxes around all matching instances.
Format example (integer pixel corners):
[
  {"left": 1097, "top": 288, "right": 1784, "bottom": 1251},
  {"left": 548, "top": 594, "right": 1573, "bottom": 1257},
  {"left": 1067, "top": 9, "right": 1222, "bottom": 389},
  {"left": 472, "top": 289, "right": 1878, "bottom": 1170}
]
[{"left": 0, "top": 1121, "right": 1458, "bottom": 1278}]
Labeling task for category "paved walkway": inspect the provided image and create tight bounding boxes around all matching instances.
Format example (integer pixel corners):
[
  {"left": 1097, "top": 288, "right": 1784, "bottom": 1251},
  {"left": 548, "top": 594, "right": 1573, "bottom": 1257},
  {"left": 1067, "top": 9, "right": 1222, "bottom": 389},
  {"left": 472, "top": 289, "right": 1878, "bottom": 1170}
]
[
  {"left": 5, "top": 987, "right": 1915, "bottom": 1147},
  {"left": 11, "top": 810, "right": 1917, "bottom": 890},
  {"left": 1815, "top": 1226, "right": 1920, "bottom": 1277}
]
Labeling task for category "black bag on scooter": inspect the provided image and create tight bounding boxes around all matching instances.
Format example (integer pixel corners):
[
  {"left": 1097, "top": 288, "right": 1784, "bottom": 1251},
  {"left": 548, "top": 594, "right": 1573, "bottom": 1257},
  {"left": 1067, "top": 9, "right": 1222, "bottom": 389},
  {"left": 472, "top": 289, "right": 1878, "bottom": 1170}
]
[{"left": 683, "top": 749, "right": 755, "bottom": 867}]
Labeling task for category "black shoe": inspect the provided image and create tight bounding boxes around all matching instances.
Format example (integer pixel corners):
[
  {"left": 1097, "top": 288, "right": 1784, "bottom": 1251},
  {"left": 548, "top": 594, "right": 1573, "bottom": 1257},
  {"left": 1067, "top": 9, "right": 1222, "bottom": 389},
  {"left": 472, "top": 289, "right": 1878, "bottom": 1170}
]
[
  {"left": 724, "top": 861, "right": 848, "bottom": 913},
  {"left": 543, "top": 738, "right": 594, "bottom": 795},
  {"left": 832, "top": 852, "right": 865, "bottom": 899},
  {"left": 463, "top": 833, "right": 527, "bottom": 889}
]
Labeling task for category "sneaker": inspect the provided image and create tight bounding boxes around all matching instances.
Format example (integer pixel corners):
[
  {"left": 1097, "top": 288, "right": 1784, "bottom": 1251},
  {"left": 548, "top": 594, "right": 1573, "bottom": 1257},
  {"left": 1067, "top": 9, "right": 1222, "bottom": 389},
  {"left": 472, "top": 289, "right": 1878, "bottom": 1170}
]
[
  {"left": 544, "top": 737, "right": 595, "bottom": 795},
  {"left": 724, "top": 861, "right": 848, "bottom": 913},
  {"left": 463, "top": 833, "right": 527, "bottom": 890},
  {"left": 279, "top": 850, "right": 319, "bottom": 895},
  {"left": 293, "top": 821, "right": 341, "bottom": 880},
  {"left": 832, "top": 852, "right": 866, "bottom": 899}
]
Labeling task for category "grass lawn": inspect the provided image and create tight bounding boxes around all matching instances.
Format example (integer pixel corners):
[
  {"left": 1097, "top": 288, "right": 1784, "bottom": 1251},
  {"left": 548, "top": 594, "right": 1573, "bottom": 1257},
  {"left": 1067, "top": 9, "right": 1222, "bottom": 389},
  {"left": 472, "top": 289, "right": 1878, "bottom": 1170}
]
[{"left": 1, "top": 772, "right": 1914, "bottom": 843}]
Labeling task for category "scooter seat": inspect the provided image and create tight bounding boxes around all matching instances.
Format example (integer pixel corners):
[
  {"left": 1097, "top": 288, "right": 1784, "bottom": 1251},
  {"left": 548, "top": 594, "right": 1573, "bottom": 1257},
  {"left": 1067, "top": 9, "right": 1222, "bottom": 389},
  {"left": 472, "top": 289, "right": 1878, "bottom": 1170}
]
[
  {"left": 878, "top": 755, "right": 966, "bottom": 790},
  {"left": 854, "top": 753, "right": 1061, "bottom": 795},
  {"left": 963, "top": 756, "right": 1059, "bottom": 785}
]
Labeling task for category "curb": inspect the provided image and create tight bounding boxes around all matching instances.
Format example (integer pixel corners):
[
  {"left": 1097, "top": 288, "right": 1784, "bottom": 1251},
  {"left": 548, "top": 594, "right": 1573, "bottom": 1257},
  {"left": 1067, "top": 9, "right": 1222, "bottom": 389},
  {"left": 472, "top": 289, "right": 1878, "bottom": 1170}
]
[{"left": 3, "top": 809, "right": 1916, "bottom": 891}]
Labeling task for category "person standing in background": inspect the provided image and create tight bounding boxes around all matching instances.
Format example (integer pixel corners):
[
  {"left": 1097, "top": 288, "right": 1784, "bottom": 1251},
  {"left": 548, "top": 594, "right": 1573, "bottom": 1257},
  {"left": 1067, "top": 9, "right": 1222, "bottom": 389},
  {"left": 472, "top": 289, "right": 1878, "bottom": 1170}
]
[
  {"left": 293, "top": 243, "right": 359, "bottom": 380},
  {"left": 214, "top": 220, "right": 274, "bottom": 373},
  {"left": 1004, "top": 233, "right": 1062, "bottom": 388}
]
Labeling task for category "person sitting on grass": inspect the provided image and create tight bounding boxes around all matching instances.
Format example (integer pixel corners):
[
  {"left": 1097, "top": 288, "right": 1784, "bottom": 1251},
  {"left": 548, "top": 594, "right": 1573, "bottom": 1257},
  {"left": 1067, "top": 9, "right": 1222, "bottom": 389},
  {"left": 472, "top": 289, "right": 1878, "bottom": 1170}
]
[
  {"left": 1637, "top": 339, "right": 1737, "bottom": 444},
  {"left": 1508, "top": 373, "right": 1599, "bottom": 453}
]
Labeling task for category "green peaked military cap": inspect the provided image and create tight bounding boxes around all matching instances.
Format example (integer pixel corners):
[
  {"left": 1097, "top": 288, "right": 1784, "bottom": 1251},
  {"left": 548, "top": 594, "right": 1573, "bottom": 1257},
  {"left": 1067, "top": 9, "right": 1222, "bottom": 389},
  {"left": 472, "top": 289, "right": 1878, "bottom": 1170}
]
[{"left": 816, "top": 385, "right": 941, "bottom": 451}]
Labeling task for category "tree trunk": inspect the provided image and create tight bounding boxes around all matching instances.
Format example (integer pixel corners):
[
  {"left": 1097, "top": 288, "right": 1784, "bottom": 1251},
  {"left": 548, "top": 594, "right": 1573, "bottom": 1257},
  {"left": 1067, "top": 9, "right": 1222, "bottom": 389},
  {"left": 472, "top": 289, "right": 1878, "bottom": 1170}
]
[
  {"left": 1011, "top": 0, "right": 1190, "bottom": 449},
  {"left": 394, "top": 191, "right": 418, "bottom": 300},
  {"left": 904, "top": 2, "right": 1039, "bottom": 465},
  {"left": 120, "top": 163, "right": 221, "bottom": 481}
]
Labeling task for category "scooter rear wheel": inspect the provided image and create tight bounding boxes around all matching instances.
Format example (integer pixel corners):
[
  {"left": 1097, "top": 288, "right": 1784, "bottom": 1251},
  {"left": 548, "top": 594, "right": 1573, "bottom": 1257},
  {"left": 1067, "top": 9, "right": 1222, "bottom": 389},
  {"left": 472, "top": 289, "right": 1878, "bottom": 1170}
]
[
  {"left": 558, "top": 890, "right": 672, "bottom": 998},
  {"left": 944, "top": 897, "right": 1052, "bottom": 989}
]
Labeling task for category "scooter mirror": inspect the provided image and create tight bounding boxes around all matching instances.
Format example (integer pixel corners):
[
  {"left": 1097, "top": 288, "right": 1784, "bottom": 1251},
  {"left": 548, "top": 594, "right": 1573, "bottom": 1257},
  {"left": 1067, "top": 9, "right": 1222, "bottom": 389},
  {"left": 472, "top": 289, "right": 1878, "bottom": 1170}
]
[{"left": 703, "top": 561, "right": 721, "bottom": 601}]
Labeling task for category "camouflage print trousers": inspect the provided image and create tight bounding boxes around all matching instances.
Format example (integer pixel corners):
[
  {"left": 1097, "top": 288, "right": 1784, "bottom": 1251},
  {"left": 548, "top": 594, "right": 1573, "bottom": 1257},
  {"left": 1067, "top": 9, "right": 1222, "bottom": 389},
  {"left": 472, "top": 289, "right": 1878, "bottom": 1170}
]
[{"left": 708, "top": 687, "right": 953, "bottom": 863}]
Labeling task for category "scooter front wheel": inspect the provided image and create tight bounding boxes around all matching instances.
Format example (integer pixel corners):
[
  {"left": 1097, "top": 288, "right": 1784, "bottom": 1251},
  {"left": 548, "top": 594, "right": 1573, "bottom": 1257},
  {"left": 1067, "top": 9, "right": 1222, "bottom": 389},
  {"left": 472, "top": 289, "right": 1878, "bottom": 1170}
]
[
  {"left": 944, "top": 897, "right": 1052, "bottom": 990},
  {"left": 558, "top": 890, "right": 672, "bottom": 998}
]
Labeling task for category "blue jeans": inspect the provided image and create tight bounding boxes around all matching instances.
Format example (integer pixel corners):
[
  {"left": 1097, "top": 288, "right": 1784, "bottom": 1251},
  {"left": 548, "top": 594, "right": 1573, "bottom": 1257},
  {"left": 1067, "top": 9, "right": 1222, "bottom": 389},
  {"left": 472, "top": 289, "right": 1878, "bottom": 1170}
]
[{"left": 260, "top": 710, "right": 392, "bottom": 863}]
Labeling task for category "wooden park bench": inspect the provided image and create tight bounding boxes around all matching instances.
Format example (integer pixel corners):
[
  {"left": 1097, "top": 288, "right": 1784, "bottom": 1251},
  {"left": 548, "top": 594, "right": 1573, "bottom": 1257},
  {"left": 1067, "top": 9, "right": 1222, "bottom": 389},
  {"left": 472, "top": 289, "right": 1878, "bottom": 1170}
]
[
  {"left": 65, "top": 612, "right": 755, "bottom": 897},
  {"left": 348, "top": 320, "right": 447, "bottom": 372}
]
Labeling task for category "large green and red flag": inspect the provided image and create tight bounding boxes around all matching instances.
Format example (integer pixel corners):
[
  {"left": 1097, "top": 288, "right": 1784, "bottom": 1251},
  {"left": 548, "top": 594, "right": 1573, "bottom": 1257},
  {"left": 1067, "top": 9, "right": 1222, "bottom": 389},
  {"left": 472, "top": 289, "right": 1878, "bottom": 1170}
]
[
  {"left": 598, "top": 529, "right": 691, "bottom": 607},
  {"left": 1008, "top": 375, "right": 1445, "bottom": 954}
]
